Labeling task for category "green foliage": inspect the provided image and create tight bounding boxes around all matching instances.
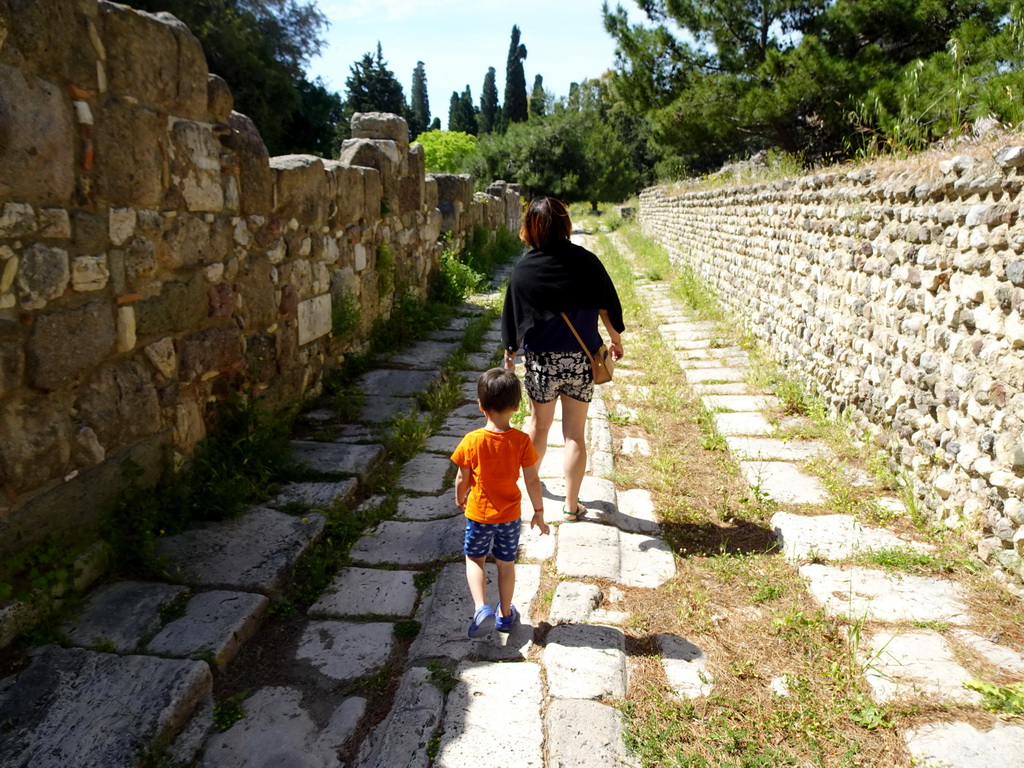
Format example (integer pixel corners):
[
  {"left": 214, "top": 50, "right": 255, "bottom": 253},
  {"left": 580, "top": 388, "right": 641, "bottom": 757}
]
[
  {"left": 430, "top": 247, "right": 485, "bottom": 305},
  {"left": 503, "top": 25, "right": 529, "bottom": 126},
  {"left": 343, "top": 42, "right": 409, "bottom": 135},
  {"left": 103, "top": 396, "right": 294, "bottom": 574},
  {"left": 604, "top": 0, "right": 1024, "bottom": 172},
  {"left": 448, "top": 86, "right": 478, "bottom": 135},
  {"left": 0, "top": 533, "right": 77, "bottom": 606},
  {"left": 158, "top": 591, "right": 190, "bottom": 624},
  {"left": 331, "top": 292, "right": 360, "bottom": 340},
  {"left": 213, "top": 692, "right": 247, "bottom": 732},
  {"left": 529, "top": 74, "right": 547, "bottom": 119},
  {"left": 393, "top": 619, "right": 422, "bottom": 640},
  {"left": 479, "top": 67, "right": 500, "bottom": 133},
  {"left": 427, "top": 659, "right": 458, "bottom": 693},
  {"left": 417, "top": 130, "right": 478, "bottom": 173},
  {"left": 130, "top": 0, "right": 329, "bottom": 157},
  {"left": 409, "top": 61, "right": 431, "bottom": 138},
  {"left": 377, "top": 243, "right": 395, "bottom": 296},
  {"left": 963, "top": 679, "right": 1024, "bottom": 714}
]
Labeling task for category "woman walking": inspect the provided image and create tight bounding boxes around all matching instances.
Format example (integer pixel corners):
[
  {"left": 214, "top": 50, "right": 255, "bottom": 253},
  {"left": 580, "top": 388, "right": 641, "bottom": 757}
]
[{"left": 500, "top": 197, "right": 625, "bottom": 521}]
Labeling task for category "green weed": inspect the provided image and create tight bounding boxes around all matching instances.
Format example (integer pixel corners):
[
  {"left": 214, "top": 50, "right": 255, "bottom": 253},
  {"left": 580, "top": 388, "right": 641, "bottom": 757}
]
[
  {"left": 427, "top": 659, "right": 458, "bottom": 693},
  {"left": 213, "top": 692, "right": 247, "bottom": 732},
  {"left": 963, "top": 680, "right": 1024, "bottom": 714}
]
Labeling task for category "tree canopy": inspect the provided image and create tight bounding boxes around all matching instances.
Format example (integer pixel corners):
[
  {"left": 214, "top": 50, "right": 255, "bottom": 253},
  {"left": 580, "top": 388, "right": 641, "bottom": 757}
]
[
  {"left": 409, "top": 61, "right": 431, "bottom": 138},
  {"left": 503, "top": 25, "right": 529, "bottom": 126},
  {"left": 479, "top": 67, "right": 500, "bottom": 134}
]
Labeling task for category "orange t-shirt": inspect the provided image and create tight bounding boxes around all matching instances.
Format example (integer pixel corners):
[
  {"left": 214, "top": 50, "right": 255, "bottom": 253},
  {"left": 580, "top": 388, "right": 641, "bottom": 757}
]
[{"left": 451, "top": 427, "right": 539, "bottom": 524}]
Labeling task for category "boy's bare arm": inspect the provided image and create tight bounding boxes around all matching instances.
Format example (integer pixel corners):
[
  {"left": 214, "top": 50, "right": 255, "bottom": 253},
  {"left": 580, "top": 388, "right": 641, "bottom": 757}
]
[
  {"left": 522, "top": 464, "right": 549, "bottom": 535},
  {"left": 454, "top": 465, "right": 470, "bottom": 511}
]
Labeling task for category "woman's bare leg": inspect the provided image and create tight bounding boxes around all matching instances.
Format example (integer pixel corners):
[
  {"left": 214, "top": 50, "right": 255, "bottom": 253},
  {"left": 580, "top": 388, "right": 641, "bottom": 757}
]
[
  {"left": 525, "top": 397, "right": 557, "bottom": 469},
  {"left": 560, "top": 394, "right": 590, "bottom": 515}
]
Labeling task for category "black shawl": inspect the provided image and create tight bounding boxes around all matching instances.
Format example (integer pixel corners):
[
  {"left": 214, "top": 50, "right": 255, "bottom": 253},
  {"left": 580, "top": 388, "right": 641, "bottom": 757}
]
[{"left": 501, "top": 239, "right": 625, "bottom": 352}]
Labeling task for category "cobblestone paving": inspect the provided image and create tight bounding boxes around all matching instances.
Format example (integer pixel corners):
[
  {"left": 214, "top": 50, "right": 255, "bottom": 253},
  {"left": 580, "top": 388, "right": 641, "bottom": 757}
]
[{"left": 4, "top": 240, "right": 1024, "bottom": 768}]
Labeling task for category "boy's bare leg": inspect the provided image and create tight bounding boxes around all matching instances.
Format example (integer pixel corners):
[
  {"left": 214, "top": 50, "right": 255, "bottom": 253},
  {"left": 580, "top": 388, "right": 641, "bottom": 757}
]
[
  {"left": 465, "top": 555, "right": 488, "bottom": 609},
  {"left": 560, "top": 394, "right": 590, "bottom": 514},
  {"left": 525, "top": 397, "right": 557, "bottom": 467},
  {"left": 494, "top": 558, "right": 516, "bottom": 617}
]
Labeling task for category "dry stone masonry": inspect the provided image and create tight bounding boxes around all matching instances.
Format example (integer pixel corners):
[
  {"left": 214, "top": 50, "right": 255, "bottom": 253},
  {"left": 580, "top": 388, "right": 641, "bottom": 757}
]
[
  {"left": 0, "top": 0, "right": 520, "bottom": 565},
  {"left": 640, "top": 146, "right": 1024, "bottom": 590}
]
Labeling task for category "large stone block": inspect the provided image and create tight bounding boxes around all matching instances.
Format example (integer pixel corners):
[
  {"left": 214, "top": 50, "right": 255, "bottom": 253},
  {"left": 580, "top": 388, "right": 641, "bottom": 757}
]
[
  {"left": 0, "top": 392, "right": 73, "bottom": 494},
  {"left": 92, "top": 96, "right": 165, "bottom": 207},
  {"left": 99, "top": 2, "right": 208, "bottom": 119},
  {"left": 178, "top": 324, "right": 244, "bottom": 381},
  {"left": 270, "top": 154, "right": 327, "bottom": 223},
  {"left": 339, "top": 139, "right": 399, "bottom": 212},
  {"left": 327, "top": 162, "right": 365, "bottom": 227},
  {"left": 27, "top": 301, "right": 116, "bottom": 391},
  {"left": 0, "top": 64, "right": 75, "bottom": 206},
  {"left": 351, "top": 111, "right": 409, "bottom": 154},
  {"left": 224, "top": 111, "right": 272, "bottom": 215},
  {"left": 297, "top": 293, "right": 331, "bottom": 346},
  {"left": 16, "top": 243, "right": 69, "bottom": 310},
  {"left": 167, "top": 119, "right": 224, "bottom": 212},
  {"left": 76, "top": 357, "right": 161, "bottom": 450},
  {"left": 233, "top": 255, "right": 279, "bottom": 331},
  {"left": 135, "top": 276, "right": 208, "bottom": 337},
  {"left": 206, "top": 73, "right": 233, "bottom": 123},
  {"left": 0, "top": 0, "right": 97, "bottom": 86}
]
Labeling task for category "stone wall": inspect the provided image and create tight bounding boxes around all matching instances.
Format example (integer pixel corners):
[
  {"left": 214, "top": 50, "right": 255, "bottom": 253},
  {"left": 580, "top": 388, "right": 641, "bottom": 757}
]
[
  {"left": 0, "top": 0, "right": 521, "bottom": 560},
  {"left": 640, "top": 145, "right": 1024, "bottom": 591}
]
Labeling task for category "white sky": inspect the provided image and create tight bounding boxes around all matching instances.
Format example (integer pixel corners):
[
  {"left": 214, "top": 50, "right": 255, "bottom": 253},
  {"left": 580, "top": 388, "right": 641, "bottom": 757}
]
[{"left": 306, "top": 0, "right": 633, "bottom": 128}]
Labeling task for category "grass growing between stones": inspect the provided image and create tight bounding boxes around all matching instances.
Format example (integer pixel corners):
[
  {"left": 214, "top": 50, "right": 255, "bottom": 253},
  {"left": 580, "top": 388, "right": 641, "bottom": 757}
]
[{"left": 587, "top": 232, "right": 934, "bottom": 766}]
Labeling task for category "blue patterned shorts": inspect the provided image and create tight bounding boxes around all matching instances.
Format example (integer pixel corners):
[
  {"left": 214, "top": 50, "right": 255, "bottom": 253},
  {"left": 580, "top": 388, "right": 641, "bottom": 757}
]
[
  {"left": 524, "top": 350, "right": 594, "bottom": 404},
  {"left": 464, "top": 519, "right": 521, "bottom": 562}
]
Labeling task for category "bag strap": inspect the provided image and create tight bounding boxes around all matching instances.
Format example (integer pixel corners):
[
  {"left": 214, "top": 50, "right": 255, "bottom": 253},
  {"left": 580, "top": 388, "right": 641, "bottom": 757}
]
[{"left": 561, "top": 312, "right": 597, "bottom": 367}]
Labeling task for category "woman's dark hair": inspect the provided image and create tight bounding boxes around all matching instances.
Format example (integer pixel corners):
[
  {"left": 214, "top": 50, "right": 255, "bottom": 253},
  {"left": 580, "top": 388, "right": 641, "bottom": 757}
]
[
  {"left": 477, "top": 367, "right": 522, "bottom": 413},
  {"left": 520, "top": 197, "right": 572, "bottom": 249}
]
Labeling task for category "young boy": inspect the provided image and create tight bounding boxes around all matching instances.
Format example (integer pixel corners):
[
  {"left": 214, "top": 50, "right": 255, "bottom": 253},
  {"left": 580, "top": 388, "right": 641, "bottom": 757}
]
[{"left": 451, "top": 367, "right": 549, "bottom": 638}]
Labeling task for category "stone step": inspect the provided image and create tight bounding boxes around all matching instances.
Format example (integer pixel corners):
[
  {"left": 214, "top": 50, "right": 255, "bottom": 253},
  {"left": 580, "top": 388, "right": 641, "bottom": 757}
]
[
  {"left": 0, "top": 646, "right": 211, "bottom": 768},
  {"left": 861, "top": 630, "right": 981, "bottom": 705},
  {"left": 146, "top": 590, "right": 268, "bottom": 669},
  {"left": 309, "top": 567, "right": 418, "bottom": 618},
  {"left": 289, "top": 441, "right": 384, "bottom": 479},
  {"left": 266, "top": 479, "right": 358, "bottom": 510},
  {"left": 682, "top": 366, "right": 746, "bottom": 384},
  {"left": 714, "top": 412, "right": 775, "bottom": 436},
  {"left": 772, "top": 511, "right": 933, "bottom": 561},
  {"left": 350, "top": 516, "right": 463, "bottom": 567},
  {"left": 200, "top": 686, "right": 365, "bottom": 768},
  {"left": 545, "top": 699, "right": 637, "bottom": 768},
  {"left": 905, "top": 721, "right": 1024, "bottom": 768},
  {"left": 295, "top": 621, "right": 395, "bottom": 684},
  {"left": 725, "top": 436, "right": 829, "bottom": 461},
  {"left": 656, "top": 633, "right": 713, "bottom": 699},
  {"left": 544, "top": 624, "right": 628, "bottom": 700},
  {"left": 408, "top": 563, "right": 540, "bottom": 662},
  {"left": 359, "top": 395, "right": 418, "bottom": 423},
  {"left": 739, "top": 460, "right": 826, "bottom": 503},
  {"left": 155, "top": 507, "right": 325, "bottom": 595},
  {"left": 556, "top": 521, "right": 675, "bottom": 588},
  {"left": 63, "top": 580, "right": 185, "bottom": 653},
  {"left": 388, "top": 340, "right": 458, "bottom": 369},
  {"left": 397, "top": 452, "right": 454, "bottom": 494},
  {"left": 355, "top": 666, "right": 443, "bottom": 768},
  {"left": 434, "top": 661, "right": 544, "bottom": 768},
  {"left": 357, "top": 369, "right": 439, "bottom": 397}
]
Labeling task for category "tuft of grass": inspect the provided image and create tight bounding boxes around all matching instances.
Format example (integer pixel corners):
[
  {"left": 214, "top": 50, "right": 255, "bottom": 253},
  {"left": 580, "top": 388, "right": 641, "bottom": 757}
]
[
  {"left": 426, "top": 659, "right": 458, "bottom": 694},
  {"left": 963, "top": 680, "right": 1024, "bottom": 714},
  {"left": 213, "top": 692, "right": 247, "bottom": 732}
]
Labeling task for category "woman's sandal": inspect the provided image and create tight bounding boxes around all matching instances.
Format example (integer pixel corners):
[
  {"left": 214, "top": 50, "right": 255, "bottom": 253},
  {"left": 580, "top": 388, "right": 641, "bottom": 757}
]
[{"left": 562, "top": 499, "right": 588, "bottom": 522}]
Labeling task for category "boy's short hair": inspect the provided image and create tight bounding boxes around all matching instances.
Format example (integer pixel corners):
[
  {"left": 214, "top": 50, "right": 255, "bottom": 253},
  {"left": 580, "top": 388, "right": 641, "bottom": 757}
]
[{"left": 477, "top": 367, "right": 521, "bottom": 413}]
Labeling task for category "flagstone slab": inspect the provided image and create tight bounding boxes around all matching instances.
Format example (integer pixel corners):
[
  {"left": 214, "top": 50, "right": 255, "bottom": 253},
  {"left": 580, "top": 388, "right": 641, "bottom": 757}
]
[
  {"left": 549, "top": 582, "right": 603, "bottom": 624},
  {"left": 202, "top": 686, "right": 365, "bottom": 768},
  {"left": 619, "top": 531, "right": 676, "bottom": 588},
  {"left": 267, "top": 479, "right": 358, "bottom": 510},
  {"left": 435, "top": 661, "right": 544, "bottom": 768},
  {"left": 397, "top": 452, "right": 454, "bottom": 494},
  {"left": 862, "top": 631, "right": 982, "bottom": 705},
  {"left": 771, "top": 512, "right": 933, "bottom": 561},
  {"left": 465, "top": 351, "right": 497, "bottom": 370},
  {"left": 289, "top": 441, "right": 384, "bottom": 479},
  {"left": 949, "top": 629, "right": 1024, "bottom": 675},
  {"left": 556, "top": 523, "right": 621, "bottom": 581},
  {"left": 359, "top": 395, "right": 418, "bottom": 423},
  {"left": 686, "top": 355, "right": 750, "bottom": 369},
  {"left": 408, "top": 563, "right": 540, "bottom": 662},
  {"left": 424, "top": 432, "right": 461, "bottom": 454},
  {"left": 333, "top": 424, "right": 379, "bottom": 443},
  {"left": 146, "top": 590, "right": 269, "bottom": 669},
  {"left": 715, "top": 413, "right": 775, "bottom": 436},
  {"left": 546, "top": 699, "right": 636, "bottom": 768},
  {"left": 355, "top": 666, "right": 443, "bottom": 768},
  {"left": 0, "top": 646, "right": 211, "bottom": 768},
  {"left": 671, "top": 338, "right": 713, "bottom": 351},
  {"left": 64, "top": 581, "right": 185, "bottom": 653},
  {"left": 620, "top": 437, "right": 651, "bottom": 457},
  {"left": 358, "top": 369, "right": 438, "bottom": 397},
  {"left": 656, "top": 633, "right": 712, "bottom": 699},
  {"left": 905, "top": 721, "right": 1024, "bottom": 768},
  {"left": 725, "top": 436, "right": 829, "bottom": 461},
  {"left": 702, "top": 395, "right": 776, "bottom": 412},
  {"left": 295, "top": 621, "right": 394, "bottom": 683},
  {"left": 544, "top": 624, "right": 627, "bottom": 700},
  {"left": 389, "top": 340, "right": 458, "bottom": 369},
  {"left": 451, "top": 402, "right": 483, "bottom": 419},
  {"left": 799, "top": 564, "right": 971, "bottom": 625},
  {"left": 350, "top": 516, "right": 464, "bottom": 567},
  {"left": 310, "top": 567, "right": 418, "bottom": 618},
  {"left": 437, "top": 415, "right": 483, "bottom": 436},
  {"left": 694, "top": 382, "right": 749, "bottom": 395},
  {"left": 683, "top": 367, "right": 746, "bottom": 384},
  {"left": 395, "top": 494, "right": 460, "bottom": 521},
  {"left": 740, "top": 461, "right": 826, "bottom": 503},
  {"left": 518, "top": 519, "right": 556, "bottom": 561},
  {"left": 615, "top": 488, "right": 659, "bottom": 534},
  {"left": 155, "top": 508, "right": 325, "bottom": 595}
]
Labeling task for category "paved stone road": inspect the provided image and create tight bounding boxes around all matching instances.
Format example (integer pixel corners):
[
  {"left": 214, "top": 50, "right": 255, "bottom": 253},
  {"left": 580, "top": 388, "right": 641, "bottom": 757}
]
[{"left": 3, "top": 237, "right": 1024, "bottom": 767}]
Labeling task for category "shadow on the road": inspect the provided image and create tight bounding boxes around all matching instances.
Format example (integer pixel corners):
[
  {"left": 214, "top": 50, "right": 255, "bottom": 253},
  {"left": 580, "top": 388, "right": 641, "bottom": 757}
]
[{"left": 658, "top": 518, "right": 779, "bottom": 557}]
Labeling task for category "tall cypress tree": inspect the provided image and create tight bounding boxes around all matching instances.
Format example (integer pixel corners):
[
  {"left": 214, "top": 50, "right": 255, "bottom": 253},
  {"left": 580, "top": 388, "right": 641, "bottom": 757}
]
[
  {"left": 479, "top": 66, "right": 499, "bottom": 134},
  {"left": 345, "top": 42, "right": 407, "bottom": 117},
  {"left": 503, "top": 25, "right": 528, "bottom": 126},
  {"left": 410, "top": 61, "right": 430, "bottom": 138},
  {"left": 529, "top": 74, "right": 546, "bottom": 119},
  {"left": 448, "top": 86, "right": 478, "bottom": 134}
]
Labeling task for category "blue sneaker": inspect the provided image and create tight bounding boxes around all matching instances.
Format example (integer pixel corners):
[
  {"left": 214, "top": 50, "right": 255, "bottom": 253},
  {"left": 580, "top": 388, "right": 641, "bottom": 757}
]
[
  {"left": 495, "top": 604, "right": 519, "bottom": 632},
  {"left": 467, "top": 605, "right": 496, "bottom": 638}
]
